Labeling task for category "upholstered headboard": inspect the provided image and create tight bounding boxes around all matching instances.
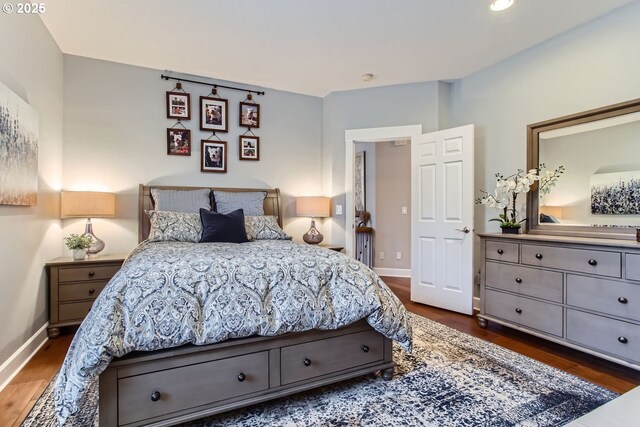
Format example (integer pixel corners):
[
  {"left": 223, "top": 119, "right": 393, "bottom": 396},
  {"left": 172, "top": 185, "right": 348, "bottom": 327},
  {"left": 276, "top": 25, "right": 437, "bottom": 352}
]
[{"left": 138, "top": 184, "right": 282, "bottom": 243}]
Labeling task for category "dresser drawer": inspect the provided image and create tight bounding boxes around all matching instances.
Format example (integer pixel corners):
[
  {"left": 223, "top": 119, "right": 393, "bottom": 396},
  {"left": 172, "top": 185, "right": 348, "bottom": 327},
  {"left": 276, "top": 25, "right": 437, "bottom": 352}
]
[
  {"left": 485, "top": 261, "right": 563, "bottom": 303},
  {"left": 118, "top": 351, "right": 269, "bottom": 426},
  {"left": 567, "top": 275, "right": 640, "bottom": 322},
  {"left": 280, "top": 330, "right": 383, "bottom": 385},
  {"left": 59, "top": 280, "right": 108, "bottom": 302},
  {"left": 485, "top": 289, "right": 563, "bottom": 337},
  {"left": 58, "top": 301, "right": 94, "bottom": 321},
  {"left": 626, "top": 254, "right": 640, "bottom": 282},
  {"left": 485, "top": 241, "right": 519, "bottom": 263},
  {"left": 521, "top": 244, "right": 621, "bottom": 278},
  {"left": 567, "top": 309, "right": 640, "bottom": 363},
  {"left": 58, "top": 264, "right": 121, "bottom": 283}
]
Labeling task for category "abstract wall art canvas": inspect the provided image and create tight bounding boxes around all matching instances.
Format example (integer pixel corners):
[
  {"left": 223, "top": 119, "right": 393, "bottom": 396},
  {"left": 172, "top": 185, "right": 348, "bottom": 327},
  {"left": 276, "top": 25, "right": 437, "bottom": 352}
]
[
  {"left": 591, "top": 170, "right": 640, "bottom": 215},
  {"left": 0, "top": 81, "right": 38, "bottom": 206},
  {"left": 354, "top": 151, "right": 366, "bottom": 212}
]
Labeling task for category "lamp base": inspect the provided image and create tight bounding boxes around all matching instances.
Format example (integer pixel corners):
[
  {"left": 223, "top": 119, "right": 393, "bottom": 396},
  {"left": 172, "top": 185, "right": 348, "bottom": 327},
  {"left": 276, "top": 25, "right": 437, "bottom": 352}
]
[
  {"left": 303, "top": 219, "right": 324, "bottom": 245},
  {"left": 84, "top": 219, "right": 105, "bottom": 256}
]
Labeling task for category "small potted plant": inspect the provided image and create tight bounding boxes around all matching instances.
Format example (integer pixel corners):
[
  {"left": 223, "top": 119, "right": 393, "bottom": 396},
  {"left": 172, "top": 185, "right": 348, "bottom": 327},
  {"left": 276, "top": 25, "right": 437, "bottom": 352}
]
[
  {"left": 476, "top": 164, "right": 564, "bottom": 234},
  {"left": 64, "top": 234, "right": 93, "bottom": 260}
]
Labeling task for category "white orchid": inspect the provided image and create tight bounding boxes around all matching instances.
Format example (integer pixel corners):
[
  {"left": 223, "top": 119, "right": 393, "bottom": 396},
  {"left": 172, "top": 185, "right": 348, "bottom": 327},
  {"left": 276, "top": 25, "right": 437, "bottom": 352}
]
[{"left": 476, "top": 164, "right": 565, "bottom": 228}]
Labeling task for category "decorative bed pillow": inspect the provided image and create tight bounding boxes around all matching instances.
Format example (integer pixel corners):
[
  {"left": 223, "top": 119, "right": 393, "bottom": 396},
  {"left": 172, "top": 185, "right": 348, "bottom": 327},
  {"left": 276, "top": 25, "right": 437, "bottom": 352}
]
[
  {"left": 213, "top": 191, "right": 266, "bottom": 216},
  {"left": 147, "top": 210, "right": 202, "bottom": 242},
  {"left": 245, "top": 215, "right": 292, "bottom": 241},
  {"left": 199, "top": 208, "right": 249, "bottom": 243},
  {"left": 150, "top": 188, "right": 211, "bottom": 213}
]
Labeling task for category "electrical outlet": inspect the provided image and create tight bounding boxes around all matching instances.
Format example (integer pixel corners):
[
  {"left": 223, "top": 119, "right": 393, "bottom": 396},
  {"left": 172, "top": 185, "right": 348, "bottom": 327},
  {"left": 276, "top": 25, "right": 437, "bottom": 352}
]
[
  {"left": 396, "top": 252, "right": 402, "bottom": 260},
  {"left": 335, "top": 204, "right": 343, "bottom": 215},
  {"left": 379, "top": 252, "right": 385, "bottom": 260},
  {"left": 401, "top": 206, "right": 408, "bottom": 215}
]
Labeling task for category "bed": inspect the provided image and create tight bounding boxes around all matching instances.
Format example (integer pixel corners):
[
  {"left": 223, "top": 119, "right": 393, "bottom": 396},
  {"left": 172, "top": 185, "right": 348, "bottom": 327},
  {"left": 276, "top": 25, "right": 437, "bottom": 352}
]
[{"left": 54, "top": 185, "right": 412, "bottom": 427}]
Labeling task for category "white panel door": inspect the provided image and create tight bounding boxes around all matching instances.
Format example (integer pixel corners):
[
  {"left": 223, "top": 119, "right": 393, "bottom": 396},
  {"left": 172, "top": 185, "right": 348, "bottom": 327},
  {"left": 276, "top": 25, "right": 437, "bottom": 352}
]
[{"left": 410, "top": 125, "right": 474, "bottom": 314}]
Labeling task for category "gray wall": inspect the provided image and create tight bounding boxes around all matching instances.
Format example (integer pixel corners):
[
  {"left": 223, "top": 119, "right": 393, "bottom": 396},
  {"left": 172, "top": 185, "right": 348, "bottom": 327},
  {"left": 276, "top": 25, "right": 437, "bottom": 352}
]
[
  {"left": 450, "top": 0, "right": 640, "bottom": 234},
  {"left": 322, "top": 81, "right": 448, "bottom": 245},
  {"left": 62, "top": 55, "right": 324, "bottom": 253},
  {"left": 0, "top": 11, "right": 63, "bottom": 365}
]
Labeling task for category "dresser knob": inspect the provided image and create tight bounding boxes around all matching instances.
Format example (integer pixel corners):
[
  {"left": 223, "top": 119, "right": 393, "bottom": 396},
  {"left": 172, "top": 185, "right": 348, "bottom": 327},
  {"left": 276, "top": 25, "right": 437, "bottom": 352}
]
[
  {"left": 237, "top": 372, "right": 246, "bottom": 382},
  {"left": 515, "top": 278, "right": 522, "bottom": 284},
  {"left": 618, "top": 296, "right": 628, "bottom": 304},
  {"left": 361, "top": 345, "right": 370, "bottom": 353},
  {"left": 515, "top": 308, "right": 522, "bottom": 314},
  {"left": 497, "top": 249, "right": 504, "bottom": 255},
  {"left": 88, "top": 271, "right": 95, "bottom": 277},
  {"left": 150, "top": 391, "right": 161, "bottom": 402},
  {"left": 588, "top": 259, "right": 598, "bottom": 266},
  {"left": 535, "top": 253, "right": 543, "bottom": 260},
  {"left": 618, "top": 336, "right": 628, "bottom": 344},
  {"left": 88, "top": 288, "right": 95, "bottom": 295},
  {"left": 303, "top": 358, "right": 312, "bottom": 367}
]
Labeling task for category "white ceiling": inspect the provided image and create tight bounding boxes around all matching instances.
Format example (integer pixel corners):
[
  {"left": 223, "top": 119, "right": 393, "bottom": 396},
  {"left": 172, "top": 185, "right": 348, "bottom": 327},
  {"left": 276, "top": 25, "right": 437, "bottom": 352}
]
[{"left": 39, "top": 0, "right": 635, "bottom": 97}]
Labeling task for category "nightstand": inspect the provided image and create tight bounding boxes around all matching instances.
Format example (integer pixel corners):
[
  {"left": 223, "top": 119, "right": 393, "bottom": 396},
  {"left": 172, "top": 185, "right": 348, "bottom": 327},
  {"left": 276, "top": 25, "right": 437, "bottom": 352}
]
[
  {"left": 46, "top": 254, "right": 126, "bottom": 338},
  {"left": 319, "top": 244, "right": 344, "bottom": 252}
]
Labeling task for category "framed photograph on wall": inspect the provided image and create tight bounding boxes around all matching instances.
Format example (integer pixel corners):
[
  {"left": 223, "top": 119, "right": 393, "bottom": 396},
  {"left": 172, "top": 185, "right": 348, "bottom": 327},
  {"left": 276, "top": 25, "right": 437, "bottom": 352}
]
[
  {"left": 166, "top": 91, "right": 190, "bottom": 120},
  {"left": 239, "top": 102, "right": 260, "bottom": 128},
  {"left": 200, "top": 96, "right": 228, "bottom": 132},
  {"left": 167, "top": 128, "right": 191, "bottom": 156},
  {"left": 201, "top": 140, "right": 227, "bottom": 173},
  {"left": 239, "top": 135, "right": 260, "bottom": 161}
]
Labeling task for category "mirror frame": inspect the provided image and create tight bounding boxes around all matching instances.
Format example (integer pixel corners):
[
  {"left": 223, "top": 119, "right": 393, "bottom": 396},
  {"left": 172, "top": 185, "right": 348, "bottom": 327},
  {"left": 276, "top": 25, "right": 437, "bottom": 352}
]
[{"left": 527, "top": 97, "right": 640, "bottom": 240}]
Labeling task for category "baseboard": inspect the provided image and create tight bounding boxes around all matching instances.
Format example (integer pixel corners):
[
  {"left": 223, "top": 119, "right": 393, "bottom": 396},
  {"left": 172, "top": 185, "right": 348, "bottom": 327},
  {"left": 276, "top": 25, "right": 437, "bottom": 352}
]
[
  {"left": 473, "top": 297, "right": 481, "bottom": 311},
  {"left": 374, "top": 267, "right": 411, "bottom": 278},
  {"left": 0, "top": 323, "right": 49, "bottom": 392}
]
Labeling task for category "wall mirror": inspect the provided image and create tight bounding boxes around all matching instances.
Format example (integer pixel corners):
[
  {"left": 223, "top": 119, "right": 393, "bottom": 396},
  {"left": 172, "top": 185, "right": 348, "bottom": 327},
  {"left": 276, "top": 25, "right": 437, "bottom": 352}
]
[{"left": 527, "top": 98, "right": 640, "bottom": 240}]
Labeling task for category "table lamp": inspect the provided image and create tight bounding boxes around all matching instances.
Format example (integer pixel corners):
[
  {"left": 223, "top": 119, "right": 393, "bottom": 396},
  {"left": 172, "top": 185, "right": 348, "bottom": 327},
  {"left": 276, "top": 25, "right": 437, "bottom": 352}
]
[
  {"left": 61, "top": 191, "right": 116, "bottom": 256},
  {"left": 296, "top": 196, "right": 330, "bottom": 244}
]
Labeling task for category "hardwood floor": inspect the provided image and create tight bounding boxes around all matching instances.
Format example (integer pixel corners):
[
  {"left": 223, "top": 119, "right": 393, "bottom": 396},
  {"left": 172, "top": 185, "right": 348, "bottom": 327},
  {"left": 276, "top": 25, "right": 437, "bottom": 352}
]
[{"left": 1, "top": 277, "right": 639, "bottom": 426}]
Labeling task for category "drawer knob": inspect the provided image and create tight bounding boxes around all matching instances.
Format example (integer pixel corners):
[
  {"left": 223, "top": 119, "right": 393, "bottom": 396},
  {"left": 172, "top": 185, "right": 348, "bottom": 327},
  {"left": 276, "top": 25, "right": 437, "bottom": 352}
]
[
  {"left": 88, "top": 288, "right": 95, "bottom": 295},
  {"left": 515, "top": 278, "right": 522, "bottom": 284},
  {"left": 303, "top": 358, "right": 312, "bottom": 367},
  {"left": 361, "top": 345, "right": 370, "bottom": 353},
  {"left": 535, "top": 253, "right": 543, "bottom": 260},
  {"left": 588, "top": 259, "right": 598, "bottom": 266},
  {"left": 515, "top": 308, "right": 522, "bottom": 314},
  {"left": 237, "top": 372, "right": 246, "bottom": 382},
  {"left": 497, "top": 249, "right": 504, "bottom": 255},
  {"left": 618, "top": 336, "right": 628, "bottom": 344},
  {"left": 618, "top": 296, "right": 628, "bottom": 304},
  {"left": 150, "top": 391, "right": 161, "bottom": 402},
  {"left": 88, "top": 271, "right": 95, "bottom": 277}
]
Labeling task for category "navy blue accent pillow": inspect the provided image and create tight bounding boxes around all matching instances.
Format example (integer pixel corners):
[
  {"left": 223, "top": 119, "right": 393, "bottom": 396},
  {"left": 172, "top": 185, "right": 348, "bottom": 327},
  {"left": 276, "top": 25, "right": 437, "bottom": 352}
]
[{"left": 199, "top": 208, "right": 248, "bottom": 243}]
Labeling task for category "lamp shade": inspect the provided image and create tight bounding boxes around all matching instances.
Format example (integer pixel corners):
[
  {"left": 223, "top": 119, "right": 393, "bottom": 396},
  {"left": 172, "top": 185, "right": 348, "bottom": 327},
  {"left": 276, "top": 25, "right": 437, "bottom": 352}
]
[
  {"left": 296, "top": 197, "right": 330, "bottom": 218},
  {"left": 540, "top": 206, "right": 563, "bottom": 219},
  {"left": 61, "top": 191, "right": 116, "bottom": 218}
]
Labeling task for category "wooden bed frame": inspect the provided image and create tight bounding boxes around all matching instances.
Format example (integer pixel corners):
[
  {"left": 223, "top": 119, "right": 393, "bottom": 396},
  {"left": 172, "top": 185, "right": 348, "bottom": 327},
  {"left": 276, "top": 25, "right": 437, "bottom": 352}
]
[{"left": 98, "top": 185, "right": 394, "bottom": 427}]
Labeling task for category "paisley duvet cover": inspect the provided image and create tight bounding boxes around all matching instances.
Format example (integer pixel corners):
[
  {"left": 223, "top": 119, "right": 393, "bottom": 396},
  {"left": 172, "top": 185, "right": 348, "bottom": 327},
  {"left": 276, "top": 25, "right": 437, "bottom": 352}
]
[{"left": 54, "top": 240, "right": 412, "bottom": 424}]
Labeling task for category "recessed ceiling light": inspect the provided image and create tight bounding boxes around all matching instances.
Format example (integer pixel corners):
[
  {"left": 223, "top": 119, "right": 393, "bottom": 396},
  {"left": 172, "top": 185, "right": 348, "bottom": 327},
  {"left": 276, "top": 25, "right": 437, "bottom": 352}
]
[
  {"left": 490, "top": 0, "right": 515, "bottom": 12},
  {"left": 362, "top": 73, "right": 374, "bottom": 82}
]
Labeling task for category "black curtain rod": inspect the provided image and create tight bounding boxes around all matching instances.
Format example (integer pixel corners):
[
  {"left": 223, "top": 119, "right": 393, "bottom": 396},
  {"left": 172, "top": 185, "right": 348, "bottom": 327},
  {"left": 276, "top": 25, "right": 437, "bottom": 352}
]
[{"left": 161, "top": 74, "right": 265, "bottom": 96}]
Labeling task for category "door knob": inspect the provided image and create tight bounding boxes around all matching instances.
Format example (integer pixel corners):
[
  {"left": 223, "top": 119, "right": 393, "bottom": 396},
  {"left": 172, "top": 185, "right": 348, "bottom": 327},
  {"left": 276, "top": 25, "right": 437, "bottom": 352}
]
[{"left": 456, "top": 227, "right": 470, "bottom": 233}]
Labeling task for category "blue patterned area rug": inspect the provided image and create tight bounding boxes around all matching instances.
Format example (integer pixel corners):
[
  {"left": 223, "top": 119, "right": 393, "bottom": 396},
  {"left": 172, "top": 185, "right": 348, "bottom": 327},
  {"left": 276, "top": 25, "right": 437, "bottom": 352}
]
[{"left": 22, "top": 314, "right": 617, "bottom": 427}]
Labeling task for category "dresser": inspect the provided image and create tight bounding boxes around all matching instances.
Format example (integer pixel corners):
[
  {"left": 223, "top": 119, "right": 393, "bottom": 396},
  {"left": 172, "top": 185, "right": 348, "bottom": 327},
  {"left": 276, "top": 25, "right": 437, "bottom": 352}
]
[
  {"left": 46, "top": 254, "right": 126, "bottom": 338},
  {"left": 478, "top": 233, "right": 640, "bottom": 370}
]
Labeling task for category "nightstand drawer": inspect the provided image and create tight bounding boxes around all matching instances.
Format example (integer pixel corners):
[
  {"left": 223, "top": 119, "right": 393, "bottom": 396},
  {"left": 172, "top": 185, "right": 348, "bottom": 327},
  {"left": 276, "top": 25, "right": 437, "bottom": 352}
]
[
  {"left": 58, "top": 264, "right": 121, "bottom": 283},
  {"left": 59, "top": 280, "right": 109, "bottom": 302},
  {"left": 59, "top": 301, "right": 94, "bottom": 321}
]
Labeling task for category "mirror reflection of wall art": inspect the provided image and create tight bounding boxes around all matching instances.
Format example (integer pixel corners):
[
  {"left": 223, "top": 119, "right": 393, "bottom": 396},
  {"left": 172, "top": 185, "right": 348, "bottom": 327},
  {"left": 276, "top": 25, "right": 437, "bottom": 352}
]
[
  {"left": 0, "top": 81, "right": 38, "bottom": 206},
  {"left": 591, "top": 168, "right": 640, "bottom": 214},
  {"left": 354, "top": 151, "right": 366, "bottom": 212}
]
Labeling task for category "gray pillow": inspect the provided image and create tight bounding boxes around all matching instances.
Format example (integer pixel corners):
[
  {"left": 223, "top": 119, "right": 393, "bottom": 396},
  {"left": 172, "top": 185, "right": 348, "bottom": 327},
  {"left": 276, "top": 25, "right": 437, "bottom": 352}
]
[
  {"left": 214, "top": 191, "right": 266, "bottom": 216},
  {"left": 245, "top": 216, "right": 291, "bottom": 241},
  {"left": 147, "top": 210, "right": 202, "bottom": 242},
  {"left": 150, "top": 188, "right": 211, "bottom": 213}
]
